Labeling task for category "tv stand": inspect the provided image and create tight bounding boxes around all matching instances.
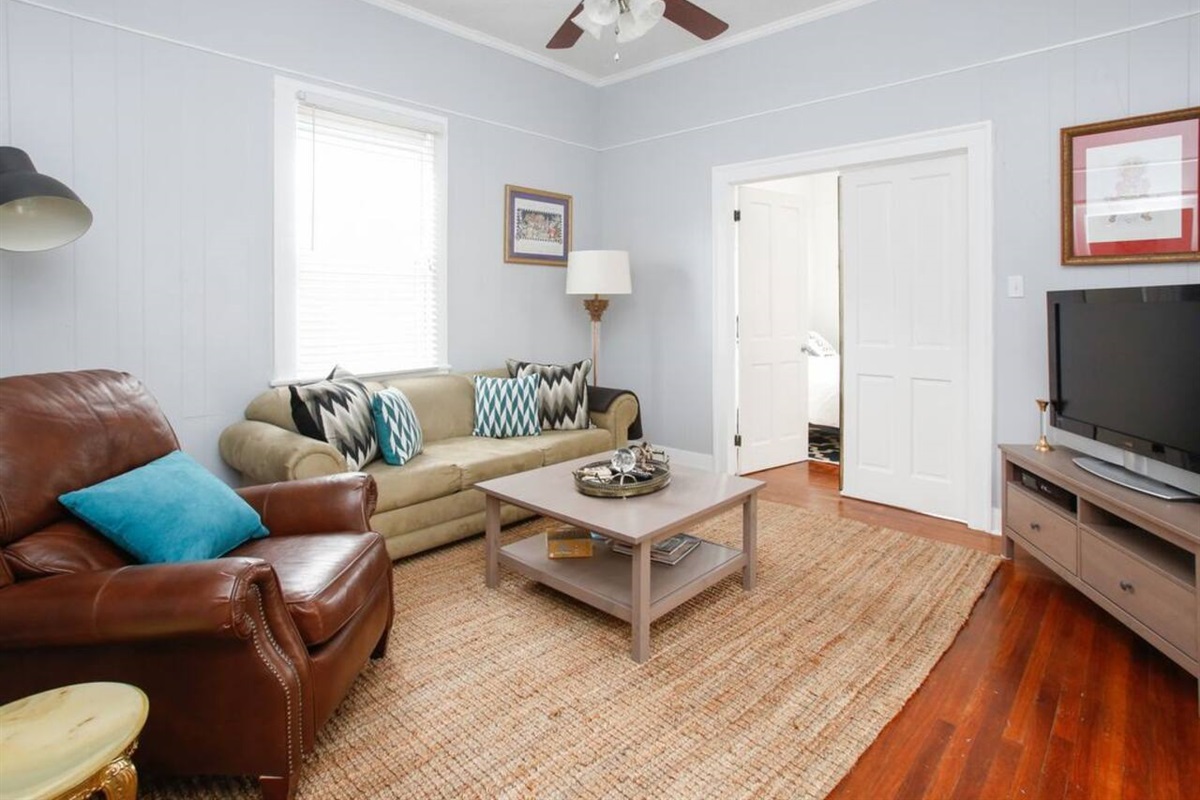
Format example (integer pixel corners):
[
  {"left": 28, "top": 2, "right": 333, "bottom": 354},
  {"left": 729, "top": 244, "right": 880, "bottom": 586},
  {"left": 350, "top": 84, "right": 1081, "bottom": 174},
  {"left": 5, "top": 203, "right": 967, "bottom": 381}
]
[
  {"left": 1072, "top": 456, "right": 1200, "bottom": 502},
  {"left": 1000, "top": 445, "right": 1200, "bottom": 714}
]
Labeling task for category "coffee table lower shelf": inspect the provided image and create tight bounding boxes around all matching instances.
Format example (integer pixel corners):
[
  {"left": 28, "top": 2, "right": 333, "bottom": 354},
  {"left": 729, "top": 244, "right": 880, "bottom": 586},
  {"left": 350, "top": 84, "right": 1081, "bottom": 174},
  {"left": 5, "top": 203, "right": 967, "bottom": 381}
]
[{"left": 500, "top": 534, "right": 746, "bottom": 624}]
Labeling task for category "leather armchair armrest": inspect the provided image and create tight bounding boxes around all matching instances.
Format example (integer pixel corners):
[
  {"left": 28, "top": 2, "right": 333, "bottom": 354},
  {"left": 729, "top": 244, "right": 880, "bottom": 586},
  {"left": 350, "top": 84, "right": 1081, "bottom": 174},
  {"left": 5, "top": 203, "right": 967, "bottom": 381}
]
[
  {"left": 237, "top": 474, "right": 377, "bottom": 536},
  {"left": 219, "top": 420, "right": 347, "bottom": 484},
  {"left": 0, "top": 558, "right": 279, "bottom": 648}
]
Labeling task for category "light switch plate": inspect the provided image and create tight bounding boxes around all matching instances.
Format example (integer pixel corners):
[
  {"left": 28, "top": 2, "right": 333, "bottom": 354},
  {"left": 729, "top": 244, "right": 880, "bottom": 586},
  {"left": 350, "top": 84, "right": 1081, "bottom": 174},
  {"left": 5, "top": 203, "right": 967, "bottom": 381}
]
[{"left": 1007, "top": 275, "right": 1024, "bottom": 298}]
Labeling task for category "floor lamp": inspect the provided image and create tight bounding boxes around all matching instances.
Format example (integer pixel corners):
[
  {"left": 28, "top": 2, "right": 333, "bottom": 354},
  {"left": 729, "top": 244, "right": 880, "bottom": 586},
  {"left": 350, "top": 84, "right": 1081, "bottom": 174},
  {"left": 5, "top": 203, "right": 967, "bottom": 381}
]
[{"left": 566, "top": 250, "right": 632, "bottom": 386}]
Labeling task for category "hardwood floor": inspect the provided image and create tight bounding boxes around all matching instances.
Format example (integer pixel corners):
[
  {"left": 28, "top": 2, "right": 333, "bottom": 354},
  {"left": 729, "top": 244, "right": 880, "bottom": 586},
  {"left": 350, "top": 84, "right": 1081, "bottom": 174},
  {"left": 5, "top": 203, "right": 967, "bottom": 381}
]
[{"left": 749, "top": 461, "right": 1199, "bottom": 800}]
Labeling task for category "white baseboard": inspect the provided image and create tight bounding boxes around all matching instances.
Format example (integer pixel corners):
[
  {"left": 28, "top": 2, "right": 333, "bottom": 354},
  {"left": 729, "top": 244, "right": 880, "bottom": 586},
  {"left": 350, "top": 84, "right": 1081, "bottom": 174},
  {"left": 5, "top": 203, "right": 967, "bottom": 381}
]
[
  {"left": 663, "top": 447, "right": 716, "bottom": 472},
  {"left": 990, "top": 506, "right": 1002, "bottom": 536}
]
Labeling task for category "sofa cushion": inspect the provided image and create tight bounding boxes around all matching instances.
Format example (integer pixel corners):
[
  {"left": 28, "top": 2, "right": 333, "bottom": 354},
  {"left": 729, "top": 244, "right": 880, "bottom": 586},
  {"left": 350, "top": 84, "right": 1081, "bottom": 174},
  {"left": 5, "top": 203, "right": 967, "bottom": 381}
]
[
  {"left": 422, "top": 436, "right": 545, "bottom": 486},
  {"left": 231, "top": 532, "right": 390, "bottom": 647},
  {"left": 362, "top": 454, "right": 462, "bottom": 513},
  {"left": 3, "top": 519, "right": 132, "bottom": 579},
  {"left": 290, "top": 370, "right": 379, "bottom": 470},
  {"left": 382, "top": 374, "right": 475, "bottom": 442},
  {"left": 514, "top": 428, "right": 613, "bottom": 466},
  {"left": 59, "top": 451, "right": 268, "bottom": 564},
  {"left": 506, "top": 358, "right": 592, "bottom": 431},
  {"left": 371, "top": 388, "right": 423, "bottom": 466},
  {"left": 472, "top": 375, "right": 541, "bottom": 438}
]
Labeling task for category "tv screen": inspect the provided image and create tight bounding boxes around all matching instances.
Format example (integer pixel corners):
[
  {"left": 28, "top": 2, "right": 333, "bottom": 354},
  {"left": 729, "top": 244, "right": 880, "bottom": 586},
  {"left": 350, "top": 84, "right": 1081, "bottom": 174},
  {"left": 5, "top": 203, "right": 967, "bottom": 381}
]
[{"left": 1048, "top": 285, "right": 1200, "bottom": 472}]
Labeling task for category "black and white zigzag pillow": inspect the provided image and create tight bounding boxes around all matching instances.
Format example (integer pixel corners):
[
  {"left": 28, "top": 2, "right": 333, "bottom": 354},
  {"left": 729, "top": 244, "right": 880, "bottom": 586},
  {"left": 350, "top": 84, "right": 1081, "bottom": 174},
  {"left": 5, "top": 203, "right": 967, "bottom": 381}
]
[
  {"left": 505, "top": 358, "right": 592, "bottom": 431},
  {"left": 289, "top": 368, "right": 379, "bottom": 470}
]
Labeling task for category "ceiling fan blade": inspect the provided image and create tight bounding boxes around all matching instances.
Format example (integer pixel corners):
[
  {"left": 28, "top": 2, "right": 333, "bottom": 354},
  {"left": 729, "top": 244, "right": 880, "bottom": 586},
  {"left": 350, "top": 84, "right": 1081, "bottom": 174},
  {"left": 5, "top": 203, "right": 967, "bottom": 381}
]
[
  {"left": 547, "top": 3, "right": 586, "bottom": 49},
  {"left": 662, "top": 0, "right": 729, "bottom": 40}
]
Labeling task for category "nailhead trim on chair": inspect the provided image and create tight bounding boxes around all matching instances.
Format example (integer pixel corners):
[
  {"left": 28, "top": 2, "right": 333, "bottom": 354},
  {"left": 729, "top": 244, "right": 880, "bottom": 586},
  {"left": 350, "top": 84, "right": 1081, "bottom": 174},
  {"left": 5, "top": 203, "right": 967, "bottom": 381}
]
[{"left": 248, "top": 586, "right": 303, "bottom": 775}]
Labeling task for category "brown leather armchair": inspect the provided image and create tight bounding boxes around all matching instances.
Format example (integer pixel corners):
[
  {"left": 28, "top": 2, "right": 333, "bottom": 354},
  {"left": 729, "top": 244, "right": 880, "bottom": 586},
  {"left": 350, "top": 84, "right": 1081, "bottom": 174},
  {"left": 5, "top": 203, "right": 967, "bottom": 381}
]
[{"left": 0, "top": 370, "right": 394, "bottom": 800}]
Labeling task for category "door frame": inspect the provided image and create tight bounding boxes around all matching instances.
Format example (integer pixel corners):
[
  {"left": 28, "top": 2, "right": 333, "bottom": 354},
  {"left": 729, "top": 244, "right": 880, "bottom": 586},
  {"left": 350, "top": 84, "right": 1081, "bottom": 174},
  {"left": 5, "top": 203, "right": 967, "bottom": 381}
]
[{"left": 711, "top": 121, "right": 995, "bottom": 533}]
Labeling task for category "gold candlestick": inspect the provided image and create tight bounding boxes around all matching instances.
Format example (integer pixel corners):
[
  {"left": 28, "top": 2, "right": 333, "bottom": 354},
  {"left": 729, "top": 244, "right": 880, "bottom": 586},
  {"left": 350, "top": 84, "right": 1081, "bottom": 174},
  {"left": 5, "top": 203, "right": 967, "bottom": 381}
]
[{"left": 1035, "top": 399, "right": 1053, "bottom": 452}]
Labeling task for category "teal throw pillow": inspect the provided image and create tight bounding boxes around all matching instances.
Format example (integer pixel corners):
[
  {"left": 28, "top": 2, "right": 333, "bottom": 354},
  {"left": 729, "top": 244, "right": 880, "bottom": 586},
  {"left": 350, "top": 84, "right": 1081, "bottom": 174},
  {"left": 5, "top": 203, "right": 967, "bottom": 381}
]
[
  {"left": 59, "top": 451, "right": 269, "bottom": 564},
  {"left": 372, "top": 387, "right": 424, "bottom": 466},
  {"left": 473, "top": 374, "right": 542, "bottom": 438}
]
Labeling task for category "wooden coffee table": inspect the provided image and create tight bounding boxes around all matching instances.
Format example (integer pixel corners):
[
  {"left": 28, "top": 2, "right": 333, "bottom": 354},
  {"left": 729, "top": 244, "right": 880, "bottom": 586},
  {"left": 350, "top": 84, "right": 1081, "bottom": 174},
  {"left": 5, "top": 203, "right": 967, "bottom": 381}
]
[{"left": 478, "top": 454, "right": 764, "bottom": 662}]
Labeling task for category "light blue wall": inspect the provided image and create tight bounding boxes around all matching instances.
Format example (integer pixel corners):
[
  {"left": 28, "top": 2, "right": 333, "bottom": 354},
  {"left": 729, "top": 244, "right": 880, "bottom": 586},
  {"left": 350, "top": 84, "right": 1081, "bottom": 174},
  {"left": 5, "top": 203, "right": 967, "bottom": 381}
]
[
  {"left": 3, "top": 0, "right": 1199, "bottom": 493},
  {"left": 0, "top": 0, "right": 601, "bottom": 479},
  {"left": 594, "top": 0, "right": 1200, "bottom": 483}
]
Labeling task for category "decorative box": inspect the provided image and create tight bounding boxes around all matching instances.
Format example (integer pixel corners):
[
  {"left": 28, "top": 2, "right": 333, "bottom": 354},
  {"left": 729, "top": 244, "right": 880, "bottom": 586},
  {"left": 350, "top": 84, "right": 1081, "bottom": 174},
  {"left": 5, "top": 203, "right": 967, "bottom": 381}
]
[{"left": 546, "top": 527, "right": 594, "bottom": 559}]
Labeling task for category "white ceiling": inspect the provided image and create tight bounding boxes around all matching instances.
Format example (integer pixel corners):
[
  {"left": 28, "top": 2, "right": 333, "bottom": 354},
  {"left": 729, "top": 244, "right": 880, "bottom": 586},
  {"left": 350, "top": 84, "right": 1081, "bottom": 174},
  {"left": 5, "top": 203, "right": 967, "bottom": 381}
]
[{"left": 361, "top": 0, "right": 877, "bottom": 86}]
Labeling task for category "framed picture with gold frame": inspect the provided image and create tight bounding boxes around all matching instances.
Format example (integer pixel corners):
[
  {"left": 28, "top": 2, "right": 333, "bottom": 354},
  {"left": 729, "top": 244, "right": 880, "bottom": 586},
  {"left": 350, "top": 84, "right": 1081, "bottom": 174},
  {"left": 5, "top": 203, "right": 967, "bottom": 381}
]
[
  {"left": 504, "top": 185, "right": 572, "bottom": 267},
  {"left": 1061, "top": 107, "right": 1200, "bottom": 265}
]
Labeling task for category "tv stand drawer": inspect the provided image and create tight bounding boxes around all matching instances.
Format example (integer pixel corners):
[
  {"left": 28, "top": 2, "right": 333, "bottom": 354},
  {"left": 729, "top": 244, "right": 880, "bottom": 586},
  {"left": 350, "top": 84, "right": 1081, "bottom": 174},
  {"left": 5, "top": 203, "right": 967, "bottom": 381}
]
[
  {"left": 1080, "top": 529, "right": 1197, "bottom": 659},
  {"left": 1005, "top": 485, "right": 1078, "bottom": 574}
]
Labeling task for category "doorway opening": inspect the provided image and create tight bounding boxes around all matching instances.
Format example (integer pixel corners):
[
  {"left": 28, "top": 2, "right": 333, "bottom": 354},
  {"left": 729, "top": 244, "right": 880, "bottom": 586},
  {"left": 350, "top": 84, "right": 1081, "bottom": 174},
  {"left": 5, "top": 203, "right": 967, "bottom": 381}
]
[
  {"left": 712, "top": 122, "right": 995, "bottom": 533},
  {"left": 737, "top": 171, "right": 842, "bottom": 469}
]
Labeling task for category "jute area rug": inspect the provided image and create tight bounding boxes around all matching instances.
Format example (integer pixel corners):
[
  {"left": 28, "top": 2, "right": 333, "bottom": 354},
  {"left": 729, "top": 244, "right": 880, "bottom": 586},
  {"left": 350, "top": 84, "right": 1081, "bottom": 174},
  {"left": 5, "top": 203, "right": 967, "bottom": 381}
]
[{"left": 145, "top": 501, "right": 999, "bottom": 800}]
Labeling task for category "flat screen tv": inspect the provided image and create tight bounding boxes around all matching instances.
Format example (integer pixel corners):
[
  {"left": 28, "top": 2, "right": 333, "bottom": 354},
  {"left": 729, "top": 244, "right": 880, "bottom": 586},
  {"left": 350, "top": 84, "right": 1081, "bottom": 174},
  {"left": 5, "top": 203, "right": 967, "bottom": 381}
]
[{"left": 1047, "top": 284, "right": 1200, "bottom": 474}]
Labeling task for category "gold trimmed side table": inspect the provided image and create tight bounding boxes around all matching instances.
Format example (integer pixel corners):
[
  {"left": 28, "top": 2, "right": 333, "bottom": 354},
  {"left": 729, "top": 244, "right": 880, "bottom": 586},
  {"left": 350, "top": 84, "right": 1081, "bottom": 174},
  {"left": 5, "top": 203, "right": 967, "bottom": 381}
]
[{"left": 0, "top": 682, "right": 149, "bottom": 800}]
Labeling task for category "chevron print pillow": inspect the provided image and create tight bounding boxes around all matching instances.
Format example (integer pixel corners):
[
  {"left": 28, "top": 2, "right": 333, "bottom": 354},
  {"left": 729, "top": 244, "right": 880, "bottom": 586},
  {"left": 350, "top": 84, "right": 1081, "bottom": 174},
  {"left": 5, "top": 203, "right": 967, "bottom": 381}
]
[
  {"left": 289, "top": 371, "right": 379, "bottom": 470},
  {"left": 371, "top": 388, "right": 423, "bottom": 466},
  {"left": 473, "top": 374, "right": 542, "bottom": 438},
  {"left": 505, "top": 358, "right": 592, "bottom": 431}
]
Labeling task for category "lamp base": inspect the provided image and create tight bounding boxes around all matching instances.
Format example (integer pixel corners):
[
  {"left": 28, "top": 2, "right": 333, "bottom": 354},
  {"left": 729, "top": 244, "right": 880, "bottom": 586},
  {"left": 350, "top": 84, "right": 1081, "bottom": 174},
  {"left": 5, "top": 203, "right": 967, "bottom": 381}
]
[
  {"left": 582, "top": 295, "right": 609, "bottom": 387},
  {"left": 583, "top": 295, "right": 609, "bottom": 323}
]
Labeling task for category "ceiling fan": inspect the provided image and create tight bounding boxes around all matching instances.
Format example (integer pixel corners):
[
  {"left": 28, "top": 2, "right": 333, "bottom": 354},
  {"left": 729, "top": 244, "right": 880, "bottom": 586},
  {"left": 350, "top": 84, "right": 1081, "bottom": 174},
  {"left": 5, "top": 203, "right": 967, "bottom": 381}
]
[{"left": 547, "top": 0, "right": 729, "bottom": 49}]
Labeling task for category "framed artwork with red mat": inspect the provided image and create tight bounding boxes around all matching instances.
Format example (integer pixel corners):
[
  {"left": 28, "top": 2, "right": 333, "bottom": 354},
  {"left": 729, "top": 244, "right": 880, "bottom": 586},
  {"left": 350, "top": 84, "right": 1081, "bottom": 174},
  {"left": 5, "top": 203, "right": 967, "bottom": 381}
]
[{"left": 1061, "top": 106, "right": 1199, "bottom": 265}]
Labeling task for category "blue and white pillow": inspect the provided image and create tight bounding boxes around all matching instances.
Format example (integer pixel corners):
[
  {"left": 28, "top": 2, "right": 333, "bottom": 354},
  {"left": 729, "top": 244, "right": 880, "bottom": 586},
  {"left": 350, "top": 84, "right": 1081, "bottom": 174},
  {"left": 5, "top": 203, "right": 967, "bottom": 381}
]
[
  {"left": 371, "top": 388, "right": 424, "bottom": 466},
  {"left": 473, "top": 374, "right": 541, "bottom": 438}
]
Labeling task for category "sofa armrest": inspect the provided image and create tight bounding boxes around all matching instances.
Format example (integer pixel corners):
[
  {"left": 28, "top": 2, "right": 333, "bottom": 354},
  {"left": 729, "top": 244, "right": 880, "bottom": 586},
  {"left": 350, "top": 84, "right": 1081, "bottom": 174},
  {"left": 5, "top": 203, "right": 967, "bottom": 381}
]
[
  {"left": 237, "top": 474, "right": 377, "bottom": 536},
  {"left": 219, "top": 420, "right": 347, "bottom": 484},
  {"left": 0, "top": 558, "right": 282, "bottom": 648},
  {"left": 590, "top": 392, "right": 639, "bottom": 448}
]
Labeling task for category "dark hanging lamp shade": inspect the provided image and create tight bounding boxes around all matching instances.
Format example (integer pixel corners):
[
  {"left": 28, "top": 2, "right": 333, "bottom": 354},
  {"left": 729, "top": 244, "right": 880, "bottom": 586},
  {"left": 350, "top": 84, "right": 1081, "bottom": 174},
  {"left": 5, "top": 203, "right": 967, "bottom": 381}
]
[{"left": 0, "top": 146, "right": 93, "bottom": 252}]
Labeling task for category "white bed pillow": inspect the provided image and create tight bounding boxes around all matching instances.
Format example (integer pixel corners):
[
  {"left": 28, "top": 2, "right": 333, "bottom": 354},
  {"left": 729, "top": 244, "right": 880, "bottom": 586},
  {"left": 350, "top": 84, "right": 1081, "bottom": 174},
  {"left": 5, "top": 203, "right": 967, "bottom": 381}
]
[{"left": 804, "top": 330, "right": 838, "bottom": 357}]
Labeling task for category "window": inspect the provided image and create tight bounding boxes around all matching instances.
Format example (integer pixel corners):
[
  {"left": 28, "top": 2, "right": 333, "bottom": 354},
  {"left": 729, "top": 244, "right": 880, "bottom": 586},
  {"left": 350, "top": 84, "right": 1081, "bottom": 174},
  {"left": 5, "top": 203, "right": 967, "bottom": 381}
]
[{"left": 274, "top": 78, "right": 447, "bottom": 382}]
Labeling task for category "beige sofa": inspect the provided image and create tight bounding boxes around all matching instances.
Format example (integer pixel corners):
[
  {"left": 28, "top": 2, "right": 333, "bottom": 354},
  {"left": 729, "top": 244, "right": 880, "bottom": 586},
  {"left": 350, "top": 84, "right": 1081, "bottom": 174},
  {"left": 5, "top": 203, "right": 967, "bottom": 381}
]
[{"left": 219, "top": 370, "right": 639, "bottom": 559}]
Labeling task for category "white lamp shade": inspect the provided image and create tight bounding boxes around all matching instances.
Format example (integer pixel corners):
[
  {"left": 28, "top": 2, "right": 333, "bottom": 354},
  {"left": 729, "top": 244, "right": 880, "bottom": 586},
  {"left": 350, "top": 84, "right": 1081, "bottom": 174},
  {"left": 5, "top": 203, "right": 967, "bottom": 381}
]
[
  {"left": 566, "top": 250, "right": 632, "bottom": 296},
  {"left": 617, "top": 0, "right": 665, "bottom": 42}
]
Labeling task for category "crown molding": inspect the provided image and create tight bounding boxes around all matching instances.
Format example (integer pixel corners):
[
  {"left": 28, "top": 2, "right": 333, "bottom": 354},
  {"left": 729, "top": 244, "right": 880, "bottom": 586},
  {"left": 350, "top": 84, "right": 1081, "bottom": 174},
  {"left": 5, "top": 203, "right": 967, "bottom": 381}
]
[
  {"left": 358, "top": 0, "right": 600, "bottom": 85},
  {"left": 359, "top": 0, "right": 881, "bottom": 88},
  {"left": 592, "top": 0, "right": 880, "bottom": 87}
]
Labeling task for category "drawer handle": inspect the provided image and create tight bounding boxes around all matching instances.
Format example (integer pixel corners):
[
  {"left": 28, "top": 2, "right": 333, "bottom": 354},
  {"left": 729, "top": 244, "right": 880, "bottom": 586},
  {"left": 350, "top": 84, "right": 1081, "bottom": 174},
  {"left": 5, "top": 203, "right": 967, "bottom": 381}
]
[
  {"left": 1029, "top": 522, "right": 1041, "bottom": 531},
  {"left": 1119, "top": 580, "right": 1134, "bottom": 593}
]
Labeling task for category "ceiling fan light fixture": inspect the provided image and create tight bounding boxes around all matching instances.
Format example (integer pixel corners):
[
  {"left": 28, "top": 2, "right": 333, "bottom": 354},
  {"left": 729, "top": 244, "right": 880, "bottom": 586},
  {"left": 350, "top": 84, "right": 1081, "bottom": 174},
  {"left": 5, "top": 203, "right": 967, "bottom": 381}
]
[
  {"left": 572, "top": 7, "right": 607, "bottom": 40},
  {"left": 580, "top": 0, "right": 620, "bottom": 26},
  {"left": 575, "top": 0, "right": 664, "bottom": 43},
  {"left": 615, "top": 0, "right": 664, "bottom": 43}
]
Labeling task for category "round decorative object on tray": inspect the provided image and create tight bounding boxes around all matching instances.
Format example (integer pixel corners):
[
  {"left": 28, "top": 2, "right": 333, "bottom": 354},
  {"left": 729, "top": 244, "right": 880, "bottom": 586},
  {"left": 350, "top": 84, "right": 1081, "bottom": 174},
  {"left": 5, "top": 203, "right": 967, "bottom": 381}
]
[{"left": 573, "top": 459, "right": 671, "bottom": 498}]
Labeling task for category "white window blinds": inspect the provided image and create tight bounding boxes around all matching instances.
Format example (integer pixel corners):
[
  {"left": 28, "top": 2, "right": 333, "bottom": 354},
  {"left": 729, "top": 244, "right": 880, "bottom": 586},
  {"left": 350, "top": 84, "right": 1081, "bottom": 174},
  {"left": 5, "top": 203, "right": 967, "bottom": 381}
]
[{"left": 286, "top": 96, "right": 444, "bottom": 379}]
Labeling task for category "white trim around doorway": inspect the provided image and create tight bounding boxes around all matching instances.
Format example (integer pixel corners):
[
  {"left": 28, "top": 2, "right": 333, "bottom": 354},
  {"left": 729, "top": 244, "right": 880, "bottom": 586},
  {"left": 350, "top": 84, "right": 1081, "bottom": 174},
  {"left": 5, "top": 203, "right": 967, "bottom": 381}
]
[{"left": 710, "top": 121, "right": 996, "bottom": 534}]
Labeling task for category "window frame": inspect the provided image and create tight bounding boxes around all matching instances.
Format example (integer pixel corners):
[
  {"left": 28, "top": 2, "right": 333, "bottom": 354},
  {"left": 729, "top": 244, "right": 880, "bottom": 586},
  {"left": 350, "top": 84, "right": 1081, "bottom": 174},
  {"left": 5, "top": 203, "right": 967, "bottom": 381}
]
[{"left": 272, "top": 75, "right": 449, "bottom": 384}]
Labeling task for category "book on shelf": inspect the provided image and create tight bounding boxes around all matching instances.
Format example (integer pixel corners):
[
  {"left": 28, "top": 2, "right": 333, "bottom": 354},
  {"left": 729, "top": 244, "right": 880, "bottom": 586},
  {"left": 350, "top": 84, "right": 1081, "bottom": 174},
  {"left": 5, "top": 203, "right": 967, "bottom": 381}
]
[{"left": 609, "top": 534, "right": 703, "bottom": 565}]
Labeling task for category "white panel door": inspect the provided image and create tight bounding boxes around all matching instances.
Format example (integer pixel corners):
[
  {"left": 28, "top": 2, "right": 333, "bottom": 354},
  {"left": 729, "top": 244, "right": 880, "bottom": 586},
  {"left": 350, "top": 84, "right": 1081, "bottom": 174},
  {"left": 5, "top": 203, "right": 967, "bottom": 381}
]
[
  {"left": 840, "top": 154, "right": 968, "bottom": 521},
  {"left": 737, "top": 187, "right": 809, "bottom": 474}
]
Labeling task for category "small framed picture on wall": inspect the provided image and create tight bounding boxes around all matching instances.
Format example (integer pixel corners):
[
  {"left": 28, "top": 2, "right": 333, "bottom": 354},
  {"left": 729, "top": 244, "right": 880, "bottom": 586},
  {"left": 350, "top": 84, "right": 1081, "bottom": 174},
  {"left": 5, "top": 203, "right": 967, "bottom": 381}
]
[
  {"left": 504, "top": 185, "right": 572, "bottom": 267},
  {"left": 1061, "top": 106, "right": 1200, "bottom": 265}
]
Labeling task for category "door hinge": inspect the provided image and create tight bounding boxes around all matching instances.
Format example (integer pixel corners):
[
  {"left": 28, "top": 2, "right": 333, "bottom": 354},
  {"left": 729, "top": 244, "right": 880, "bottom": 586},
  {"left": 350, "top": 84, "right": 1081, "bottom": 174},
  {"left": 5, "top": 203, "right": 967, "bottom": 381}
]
[
  {"left": 734, "top": 434, "right": 742, "bottom": 447},
  {"left": 733, "top": 209, "right": 741, "bottom": 222}
]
